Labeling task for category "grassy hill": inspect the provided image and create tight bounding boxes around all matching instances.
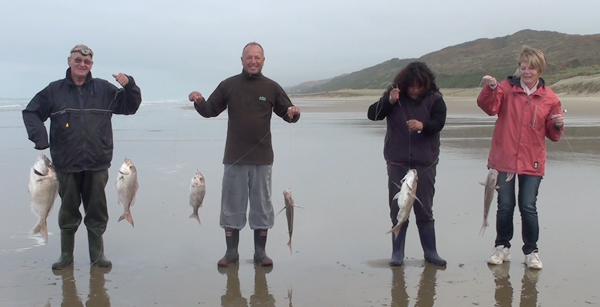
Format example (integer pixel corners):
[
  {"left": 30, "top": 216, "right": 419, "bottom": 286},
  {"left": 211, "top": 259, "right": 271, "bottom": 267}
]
[{"left": 288, "top": 29, "right": 600, "bottom": 94}]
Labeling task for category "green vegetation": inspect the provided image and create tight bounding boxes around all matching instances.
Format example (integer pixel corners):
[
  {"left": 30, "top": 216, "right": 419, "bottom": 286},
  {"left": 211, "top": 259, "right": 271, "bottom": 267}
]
[{"left": 288, "top": 30, "right": 600, "bottom": 94}]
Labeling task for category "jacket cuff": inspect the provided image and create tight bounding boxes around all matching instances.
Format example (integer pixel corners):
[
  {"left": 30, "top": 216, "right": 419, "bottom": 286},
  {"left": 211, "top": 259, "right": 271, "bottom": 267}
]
[{"left": 35, "top": 141, "right": 50, "bottom": 150}]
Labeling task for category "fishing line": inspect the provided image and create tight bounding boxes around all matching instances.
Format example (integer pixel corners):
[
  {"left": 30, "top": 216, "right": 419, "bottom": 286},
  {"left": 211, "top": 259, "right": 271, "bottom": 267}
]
[{"left": 222, "top": 112, "right": 287, "bottom": 174}]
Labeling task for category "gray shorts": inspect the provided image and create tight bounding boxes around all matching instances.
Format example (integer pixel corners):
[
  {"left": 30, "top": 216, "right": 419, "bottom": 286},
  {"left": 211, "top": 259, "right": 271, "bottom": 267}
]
[{"left": 220, "top": 164, "right": 274, "bottom": 230}]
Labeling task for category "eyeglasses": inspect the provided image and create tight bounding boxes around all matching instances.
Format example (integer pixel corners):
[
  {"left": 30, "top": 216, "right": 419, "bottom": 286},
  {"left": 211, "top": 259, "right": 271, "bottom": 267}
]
[
  {"left": 71, "top": 57, "right": 93, "bottom": 65},
  {"left": 71, "top": 47, "right": 94, "bottom": 57}
]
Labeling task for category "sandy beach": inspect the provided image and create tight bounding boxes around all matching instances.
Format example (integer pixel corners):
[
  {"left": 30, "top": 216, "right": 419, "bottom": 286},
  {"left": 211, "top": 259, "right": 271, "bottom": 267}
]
[{"left": 1, "top": 92, "right": 600, "bottom": 306}]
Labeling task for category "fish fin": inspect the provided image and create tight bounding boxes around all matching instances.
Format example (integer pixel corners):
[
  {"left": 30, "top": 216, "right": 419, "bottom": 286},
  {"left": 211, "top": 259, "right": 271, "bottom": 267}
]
[
  {"left": 506, "top": 173, "right": 515, "bottom": 182},
  {"left": 479, "top": 182, "right": 486, "bottom": 186},
  {"left": 189, "top": 213, "right": 201, "bottom": 225},
  {"left": 29, "top": 219, "right": 48, "bottom": 244},
  {"left": 391, "top": 181, "right": 401, "bottom": 189},
  {"left": 276, "top": 207, "right": 286, "bottom": 216},
  {"left": 288, "top": 240, "right": 292, "bottom": 255},
  {"left": 118, "top": 212, "right": 135, "bottom": 227},
  {"left": 479, "top": 220, "right": 489, "bottom": 236},
  {"left": 494, "top": 185, "right": 500, "bottom": 190}
]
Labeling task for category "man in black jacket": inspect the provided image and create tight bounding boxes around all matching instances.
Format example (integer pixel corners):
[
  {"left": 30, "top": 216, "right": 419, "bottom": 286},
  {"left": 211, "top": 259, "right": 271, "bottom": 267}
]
[{"left": 23, "top": 44, "right": 142, "bottom": 270}]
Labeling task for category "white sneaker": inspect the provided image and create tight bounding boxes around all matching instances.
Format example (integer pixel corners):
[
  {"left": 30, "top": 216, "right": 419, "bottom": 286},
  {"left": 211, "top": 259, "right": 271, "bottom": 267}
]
[
  {"left": 488, "top": 246, "right": 511, "bottom": 265},
  {"left": 525, "top": 252, "right": 543, "bottom": 269}
]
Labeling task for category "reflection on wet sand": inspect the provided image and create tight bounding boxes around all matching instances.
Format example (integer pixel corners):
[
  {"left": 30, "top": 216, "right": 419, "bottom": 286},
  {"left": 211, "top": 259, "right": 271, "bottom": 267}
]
[
  {"left": 391, "top": 266, "right": 408, "bottom": 306},
  {"left": 219, "top": 264, "right": 247, "bottom": 306},
  {"left": 391, "top": 264, "right": 445, "bottom": 307},
  {"left": 52, "top": 266, "right": 111, "bottom": 307},
  {"left": 488, "top": 263, "right": 540, "bottom": 307},
  {"left": 520, "top": 267, "right": 541, "bottom": 307},
  {"left": 54, "top": 267, "right": 83, "bottom": 307},
  {"left": 489, "top": 263, "right": 512, "bottom": 307},
  {"left": 250, "top": 266, "right": 275, "bottom": 306},
  {"left": 218, "top": 265, "right": 277, "bottom": 307}
]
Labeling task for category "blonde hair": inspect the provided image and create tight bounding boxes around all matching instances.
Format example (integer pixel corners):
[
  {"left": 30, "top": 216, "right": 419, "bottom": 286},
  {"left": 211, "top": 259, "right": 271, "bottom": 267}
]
[{"left": 518, "top": 45, "right": 547, "bottom": 75}]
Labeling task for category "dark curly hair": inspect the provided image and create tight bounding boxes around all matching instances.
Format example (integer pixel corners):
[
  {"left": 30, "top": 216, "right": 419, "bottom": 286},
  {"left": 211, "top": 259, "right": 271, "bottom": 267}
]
[{"left": 385, "top": 62, "right": 439, "bottom": 97}]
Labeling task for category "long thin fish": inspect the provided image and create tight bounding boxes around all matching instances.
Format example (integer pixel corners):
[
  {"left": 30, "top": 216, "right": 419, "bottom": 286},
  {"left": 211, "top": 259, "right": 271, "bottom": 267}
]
[
  {"left": 479, "top": 169, "right": 499, "bottom": 235},
  {"left": 388, "top": 169, "right": 421, "bottom": 239},
  {"left": 277, "top": 189, "right": 299, "bottom": 254}
]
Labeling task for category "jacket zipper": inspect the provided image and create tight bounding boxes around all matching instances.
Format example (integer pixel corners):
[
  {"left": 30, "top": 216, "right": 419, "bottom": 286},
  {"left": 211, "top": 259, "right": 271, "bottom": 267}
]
[{"left": 77, "top": 86, "right": 87, "bottom": 164}]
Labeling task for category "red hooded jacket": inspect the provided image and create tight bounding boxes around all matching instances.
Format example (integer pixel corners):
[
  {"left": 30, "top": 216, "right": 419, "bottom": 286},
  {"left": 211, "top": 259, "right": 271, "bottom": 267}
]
[{"left": 477, "top": 77, "right": 563, "bottom": 176}]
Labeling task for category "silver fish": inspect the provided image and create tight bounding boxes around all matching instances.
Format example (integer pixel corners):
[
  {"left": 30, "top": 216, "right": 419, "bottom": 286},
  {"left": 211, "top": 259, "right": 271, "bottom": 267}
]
[
  {"left": 479, "top": 169, "right": 499, "bottom": 235},
  {"left": 189, "top": 171, "right": 206, "bottom": 225},
  {"left": 28, "top": 154, "right": 59, "bottom": 243},
  {"left": 115, "top": 158, "right": 138, "bottom": 227},
  {"left": 277, "top": 189, "right": 298, "bottom": 254},
  {"left": 388, "top": 169, "right": 420, "bottom": 239}
]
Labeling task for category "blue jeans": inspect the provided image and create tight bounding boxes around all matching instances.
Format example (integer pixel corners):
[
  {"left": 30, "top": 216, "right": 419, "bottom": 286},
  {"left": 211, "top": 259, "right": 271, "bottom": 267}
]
[{"left": 494, "top": 172, "right": 542, "bottom": 255}]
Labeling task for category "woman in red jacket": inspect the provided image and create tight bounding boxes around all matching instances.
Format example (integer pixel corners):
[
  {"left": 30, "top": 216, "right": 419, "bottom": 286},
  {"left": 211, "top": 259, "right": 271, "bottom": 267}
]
[{"left": 478, "top": 46, "right": 564, "bottom": 270}]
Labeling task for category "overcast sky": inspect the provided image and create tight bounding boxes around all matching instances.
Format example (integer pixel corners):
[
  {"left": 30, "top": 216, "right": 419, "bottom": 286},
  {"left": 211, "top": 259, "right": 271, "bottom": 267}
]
[{"left": 1, "top": 0, "right": 599, "bottom": 100}]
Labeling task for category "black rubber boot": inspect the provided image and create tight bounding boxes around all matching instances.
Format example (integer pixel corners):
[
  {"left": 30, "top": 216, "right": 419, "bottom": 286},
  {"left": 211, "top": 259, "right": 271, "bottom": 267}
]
[
  {"left": 416, "top": 220, "right": 447, "bottom": 266},
  {"left": 218, "top": 228, "right": 240, "bottom": 267},
  {"left": 390, "top": 221, "right": 408, "bottom": 266},
  {"left": 253, "top": 229, "right": 273, "bottom": 266},
  {"left": 52, "top": 231, "right": 75, "bottom": 270},
  {"left": 88, "top": 230, "right": 112, "bottom": 268}
]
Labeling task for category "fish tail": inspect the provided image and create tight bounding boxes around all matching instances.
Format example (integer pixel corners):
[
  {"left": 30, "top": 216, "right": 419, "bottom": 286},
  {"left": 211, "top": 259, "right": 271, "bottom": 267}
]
[
  {"left": 119, "top": 212, "right": 135, "bottom": 227},
  {"left": 388, "top": 224, "right": 400, "bottom": 239},
  {"left": 29, "top": 219, "right": 48, "bottom": 244},
  {"left": 189, "top": 213, "right": 201, "bottom": 225},
  {"left": 479, "top": 220, "right": 489, "bottom": 236}
]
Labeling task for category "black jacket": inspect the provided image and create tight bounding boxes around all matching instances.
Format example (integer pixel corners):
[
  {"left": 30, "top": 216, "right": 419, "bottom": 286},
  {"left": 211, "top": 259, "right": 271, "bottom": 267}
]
[
  {"left": 367, "top": 91, "right": 447, "bottom": 167},
  {"left": 23, "top": 69, "right": 142, "bottom": 172}
]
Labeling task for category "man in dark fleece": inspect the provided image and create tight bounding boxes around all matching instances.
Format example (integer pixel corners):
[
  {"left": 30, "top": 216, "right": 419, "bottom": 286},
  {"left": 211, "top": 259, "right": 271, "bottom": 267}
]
[{"left": 189, "top": 42, "right": 301, "bottom": 267}]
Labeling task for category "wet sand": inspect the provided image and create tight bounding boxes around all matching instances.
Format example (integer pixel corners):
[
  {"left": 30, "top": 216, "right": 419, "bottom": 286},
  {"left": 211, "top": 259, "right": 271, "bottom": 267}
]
[{"left": 1, "top": 93, "right": 600, "bottom": 306}]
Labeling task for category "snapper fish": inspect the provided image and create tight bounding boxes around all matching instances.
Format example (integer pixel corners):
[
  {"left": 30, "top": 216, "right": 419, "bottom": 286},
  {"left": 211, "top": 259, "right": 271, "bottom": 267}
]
[
  {"left": 115, "top": 158, "right": 138, "bottom": 227},
  {"left": 189, "top": 171, "right": 206, "bottom": 225},
  {"left": 277, "top": 189, "right": 300, "bottom": 254},
  {"left": 479, "top": 169, "right": 499, "bottom": 235},
  {"left": 28, "top": 154, "right": 59, "bottom": 243},
  {"left": 388, "top": 169, "right": 421, "bottom": 239}
]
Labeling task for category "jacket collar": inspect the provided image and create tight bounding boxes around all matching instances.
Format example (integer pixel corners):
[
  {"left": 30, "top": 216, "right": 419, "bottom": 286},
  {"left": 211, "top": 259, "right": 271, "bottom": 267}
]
[
  {"left": 507, "top": 76, "right": 546, "bottom": 89},
  {"left": 65, "top": 68, "right": 93, "bottom": 86},
  {"left": 241, "top": 69, "right": 263, "bottom": 79}
]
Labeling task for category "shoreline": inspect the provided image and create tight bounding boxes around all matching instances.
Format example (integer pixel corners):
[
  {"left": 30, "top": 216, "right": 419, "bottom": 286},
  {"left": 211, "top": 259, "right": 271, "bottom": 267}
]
[
  {"left": 291, "top": 88, "right": 600, "bottom": 116},
  {"left": 290, "top": 88, "right": 600, "bottom": 100}
]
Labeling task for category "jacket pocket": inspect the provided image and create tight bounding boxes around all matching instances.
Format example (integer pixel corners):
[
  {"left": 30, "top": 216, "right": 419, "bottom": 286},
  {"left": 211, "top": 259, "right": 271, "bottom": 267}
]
[{"left": 49, "top": 110, "right": 72, "bottom": 145}]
